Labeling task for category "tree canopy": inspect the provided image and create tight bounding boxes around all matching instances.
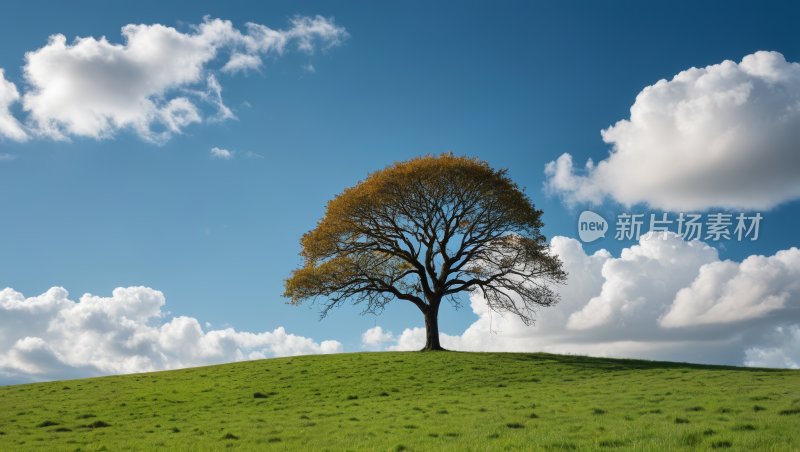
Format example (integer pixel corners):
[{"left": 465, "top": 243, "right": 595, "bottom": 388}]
[{"left": 283, "top": 153, "right": 567, "bottom": 350}]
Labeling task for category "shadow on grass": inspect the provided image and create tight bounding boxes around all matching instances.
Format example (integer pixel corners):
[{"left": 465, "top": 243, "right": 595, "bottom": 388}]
[{"left": 463, "top": 351, "right": 791, "bottom": 373}]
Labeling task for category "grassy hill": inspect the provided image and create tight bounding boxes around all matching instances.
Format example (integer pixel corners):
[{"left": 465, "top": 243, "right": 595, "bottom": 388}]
[{"left": 0, "top": 351, "right": 798, "bottom": 451}]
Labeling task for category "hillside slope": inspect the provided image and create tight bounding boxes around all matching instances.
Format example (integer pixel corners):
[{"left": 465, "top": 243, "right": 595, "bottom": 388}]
[{"left": 0, "top": 352, "right": 798, "bottom": 451}]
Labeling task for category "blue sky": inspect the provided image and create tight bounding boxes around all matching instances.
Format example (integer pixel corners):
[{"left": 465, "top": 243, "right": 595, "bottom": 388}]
[{"left": 2, "top": 1, "right": 800, "bottom": 384}]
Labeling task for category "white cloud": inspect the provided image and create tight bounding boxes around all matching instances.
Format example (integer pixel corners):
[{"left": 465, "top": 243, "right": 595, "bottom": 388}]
[
  {"left": 244, "top": 151, "right": 264, "bottom": 158},
  {"left": 211, "top": 147, "right": 233, "bottom": 159},
  {"left": 222, "top": 53, "right": 262, "bottom": 74},
  {"left": 0, "top": 69, "right": 28, "bottom": 142},
  {"left": 303, "top": 64, "right": 316, "bottom": 73},
  {"left": 566, "top": 233, "right": 719, "bottom": 330},
  {"left": 385, "top": 328, "right": 465, "bottom": 352},
  {"left": 545, "top": 51, "right": 800, "bottom": 211},
  {"left": 204, "top": 75, "right": 236, "bottom": 123},
  {"left": 367, "top": 234, "right": 800, "bottom": 368},
  {"left": 660, "top": 247, "right": 800, "bottom": 327},
  {"left": 744, "top": 326, "right": 800, "bottom": 369},
  {"left": 0, "top": 153, "right": 17, "bottom": 161},
  {"left": 0, "top": 286, "right": 342, "bottom": 385},
  {"left": 361, "top": 326, "right": 393, "bottom": 348},
  {"left": 13, "top": 15, "right": 346, "bottom": 144},
  {"left": 285, "top": 15, "right": 348, "bottom": 54}
]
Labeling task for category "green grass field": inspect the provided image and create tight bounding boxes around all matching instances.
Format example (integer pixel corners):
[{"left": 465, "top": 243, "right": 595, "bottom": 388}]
[{"left": 1, "top": 351, "right": 799, "bottom": 451}]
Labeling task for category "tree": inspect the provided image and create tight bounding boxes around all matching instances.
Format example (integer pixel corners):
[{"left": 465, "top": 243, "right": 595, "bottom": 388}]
[{"left": 283, "top": 153, "right": 567, "bottom": 351}]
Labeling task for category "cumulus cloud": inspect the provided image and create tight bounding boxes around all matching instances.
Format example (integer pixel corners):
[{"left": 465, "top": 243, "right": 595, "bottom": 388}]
[
  {"left": 566, "top": 234, "right": 719, "bottom": 331},
  {"left": 744, "top": 325, "right": 800, "bottom": 368},
  {"left": 0, "top": 69, "right": 28, "bottom": 142},
  {"left": 2, "top": 15, "right": 346, "bottom": 145},
  {"left": 367, "top": 234, "right": 800, "bottom": 368},
  {"left": 361, "top": 326, "right": 394, "bottom": 348},
  {"left": 660, "top": 247, "right": 800, "bottom": 327},
  {"left": 0, "top": 286, "right": 342, "bottom": 385},
  {"left": 545, "top": 51, "right": 800, "bottom": 211},
  {"left": 210, "top": 147, "right": 233, "bottom": 159},
  {"left": 362, "top": 325, "right": 475, "bottom": 352},
  {"left": 383, "top": 328, "right": 466, "bottom": 352}
]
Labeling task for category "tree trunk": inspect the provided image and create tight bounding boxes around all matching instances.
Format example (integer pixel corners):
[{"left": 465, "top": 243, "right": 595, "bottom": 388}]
[{"left": 420, "top": 303, "right": 446, "bottom": 351}]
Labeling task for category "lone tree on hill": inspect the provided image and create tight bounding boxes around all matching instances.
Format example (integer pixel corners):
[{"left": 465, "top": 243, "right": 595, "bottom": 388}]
[{"left": 283, "top": 153, "right": 567, "bottom": 351}]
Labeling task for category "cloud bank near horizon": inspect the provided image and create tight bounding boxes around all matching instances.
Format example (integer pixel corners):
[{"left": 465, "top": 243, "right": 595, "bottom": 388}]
[
  {"left": 363, "top": 234, "right": 800, "bottom": 369},
  {"left": 0, "top": 15, "right": 347, "bottom": 145},
  {"left": 544, "top": 51, "right": 800, "bottom": 211},
  {"left": 0, "top": 286, "right": 342, "bottom": 385},
  {"left": 3, "top": 234, "right": 799, "bottom": 385}
]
